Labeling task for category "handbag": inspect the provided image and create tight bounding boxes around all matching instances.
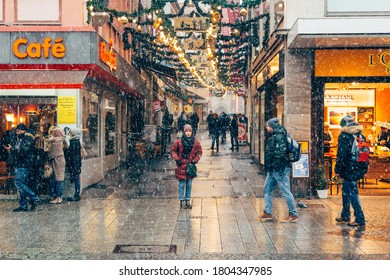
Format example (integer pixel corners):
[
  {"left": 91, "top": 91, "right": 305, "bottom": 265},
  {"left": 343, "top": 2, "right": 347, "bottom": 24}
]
[
  {"left": 186, "top": 162, "right": 197, "bottom": 177},
  {"left": 43, "top": 161, "right": 53, "bottom": 178},
  {"left": 81, "top": 146, "right": 88, "bottom": 158}
]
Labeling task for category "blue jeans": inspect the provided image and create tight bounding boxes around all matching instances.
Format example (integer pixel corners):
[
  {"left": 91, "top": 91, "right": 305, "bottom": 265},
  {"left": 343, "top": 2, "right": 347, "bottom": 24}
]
[
  {"left": 263, "top": 167, "right": 298, "bottom": 216},
  {"left": 72, "top": 174, "right": 81, "bottom": 197},
  {"left": 14, "top": 167, "right": 40, "bottom": 209},
  {"left": 50, "top": 179, "right": 63, "bottom": 198},
  {"left": 178, "top": 179, "right": 192, "bottom": 201},
  {"left": 211, "top": 134, "right": 220, "bottom": 150},
  {"left": 340, "top": 180, "right": 365, "bottom": 224}
]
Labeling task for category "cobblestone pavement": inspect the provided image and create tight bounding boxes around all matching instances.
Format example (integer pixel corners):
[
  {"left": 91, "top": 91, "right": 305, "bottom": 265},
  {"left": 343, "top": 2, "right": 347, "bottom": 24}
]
[{"left": 1, "top": 131, "right": 390, "bottom": 260}]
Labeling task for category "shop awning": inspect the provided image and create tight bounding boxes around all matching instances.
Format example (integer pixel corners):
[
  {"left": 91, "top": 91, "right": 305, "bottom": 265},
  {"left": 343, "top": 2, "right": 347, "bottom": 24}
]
[
  {"left": 288, "top": 18, "right": 390, "bottom": 49},
  {"left": 0, "top": 70, "right": 88, "bottom": 89}
]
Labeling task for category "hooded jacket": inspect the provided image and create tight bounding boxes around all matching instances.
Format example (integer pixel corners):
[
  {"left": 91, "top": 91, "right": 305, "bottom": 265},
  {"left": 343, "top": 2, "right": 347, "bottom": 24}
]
[
  {"left": 9, "top": 132, "right": 35, "bottom": 168},
  {"left": 265, "top": 125, "right": 290, "bottom": 172},
  {"left": 170, "top": 137, "right": 202, "bottom": 180},
  {"left": 335, "top": 123, "right": 368, "bottom": 181}
]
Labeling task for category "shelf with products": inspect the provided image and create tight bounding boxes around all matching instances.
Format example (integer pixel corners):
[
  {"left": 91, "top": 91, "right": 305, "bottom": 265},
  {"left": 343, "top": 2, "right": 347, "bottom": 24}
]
[{"left": 357, "top": 107, "right": 375, "bottom": 123}]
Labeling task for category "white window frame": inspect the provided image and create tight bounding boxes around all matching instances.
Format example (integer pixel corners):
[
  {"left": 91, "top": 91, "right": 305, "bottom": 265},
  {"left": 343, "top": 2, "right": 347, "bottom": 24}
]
[
  {"left": 326, "top": 0, "right": 390, "bottom": 16},
  {"left": 16, "top": 0, "right": 61, "bottom": 23}
]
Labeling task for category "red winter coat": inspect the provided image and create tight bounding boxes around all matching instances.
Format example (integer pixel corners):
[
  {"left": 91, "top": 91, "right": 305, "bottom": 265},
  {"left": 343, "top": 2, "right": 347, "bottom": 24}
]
[{"left": 170, "top": 138, "right": 202, "bottom": 180}]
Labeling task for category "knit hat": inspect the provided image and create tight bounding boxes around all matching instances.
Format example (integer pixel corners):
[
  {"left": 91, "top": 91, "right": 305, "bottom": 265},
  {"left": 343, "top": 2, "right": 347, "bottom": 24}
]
[
  {"left": 70, "top": 128, "right": 82, "bottom": 137},
  {"left": 266, "top": 117, "right": 280, "bottom": 129},
  {"left": 16, "top": 123, "right": 28, "bottom": 131},
  {"left": 52, "top": 127, "right": 65, "bottom": 137},
  {"left": 340, "top": 114, "right": 354, "bottom": 127},
  {"left": 184, "top": 124, "right": 192, "bottom": 132}
]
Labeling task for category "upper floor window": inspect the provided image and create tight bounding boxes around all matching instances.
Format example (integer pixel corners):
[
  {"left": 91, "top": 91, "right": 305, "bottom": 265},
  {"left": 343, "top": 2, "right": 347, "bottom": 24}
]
[
  {"left": 16, "top": 0, "right": 60, "bottom": 22},
  {"left": 327, "top": 0, "right": 390, "bottom": 15},
  {"left": 0, "top": 0, "right": 3, "bottom": 22}
]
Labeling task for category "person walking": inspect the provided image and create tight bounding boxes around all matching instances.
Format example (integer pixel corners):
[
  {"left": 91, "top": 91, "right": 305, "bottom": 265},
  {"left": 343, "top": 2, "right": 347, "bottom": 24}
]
[
  {"left": 189, "top": 111, "right": 199, "bottom": 136},
  {"left": 258, "top": 117, "right": 298, "bottom": 223},
  {"left": 3, "top": 123, "right": 41, "bottom": 212},
  {"left": 206, "top": 110, "right": 214, "bottom": 138},
  {"left": 334, "top": 115, "right": 366, "bottom": 228},
  {"left": 210, "top": 113, "right": 222, "bottom": 152},
  {"left": 66, "top": 128, "right": 83, "bottom": 201},
  {"left": 46, "top": 127, "right": 67, "bottom": 204},
  {"left": 229, "top": 114, "right": 239, "bottom": 151},
  {"left": 170, "top": 124, "right": 202, "bottom": 209}
]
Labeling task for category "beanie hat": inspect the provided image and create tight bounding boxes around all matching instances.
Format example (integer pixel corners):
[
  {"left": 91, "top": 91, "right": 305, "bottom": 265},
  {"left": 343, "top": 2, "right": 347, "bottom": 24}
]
[
  {"left": 52, "top": 127, "right": 65, "bottom": 137},
  {"left": 340, "top": 114, "right": 354, "bottom": 127},
  {"left": 70, "top": 128, "right": 82, "bottom": 137},
  {"left": 16, "top": 123, "right": 28, "bottom": 131},
  {"left": 266, "top": 117, "right": 280, "bottom": 129},
  {"left": 184, "top": 124, "right": 192, "bottom": 132}
]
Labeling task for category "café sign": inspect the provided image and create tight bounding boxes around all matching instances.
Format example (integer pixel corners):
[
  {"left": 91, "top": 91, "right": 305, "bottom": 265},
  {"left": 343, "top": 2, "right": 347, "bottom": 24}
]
[
  {"left": 12, "top": 37, "right": 66, "bottom": 59},
  {"left": 99, "top": 38, "right": 117, "bottom": 71},
  {"left": 316, "top": 49, "right": 390, "bottom": 77}
]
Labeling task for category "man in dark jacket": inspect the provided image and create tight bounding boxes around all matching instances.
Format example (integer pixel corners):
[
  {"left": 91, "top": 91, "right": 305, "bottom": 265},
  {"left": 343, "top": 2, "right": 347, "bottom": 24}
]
[
  {"left": 334, "top": 115, "right": 366, "bottom": 228},
  {"left": 258, "top": 117, "right": 298, "bottom": 223},
  {"left": 4, "top": 123, "right": 41, "bottom": 212}
]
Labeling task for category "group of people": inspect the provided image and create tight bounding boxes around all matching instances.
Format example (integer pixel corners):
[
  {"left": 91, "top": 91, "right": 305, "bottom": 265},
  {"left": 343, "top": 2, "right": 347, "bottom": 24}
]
[
  {"left": 205, "top": 111, "right": 246, "bottom": 153},
  {"left": 259, "top": 114, "right": 366, "bottom": 227},
  {"left": 1, "top": 123, "right": 83, "bottom": 212},
  {"left": 177, "top": 111, "right": 200, "bottom": 136}
]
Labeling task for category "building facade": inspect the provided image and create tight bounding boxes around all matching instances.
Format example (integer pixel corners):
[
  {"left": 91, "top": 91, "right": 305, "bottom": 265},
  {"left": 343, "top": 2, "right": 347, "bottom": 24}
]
[
  {"left": 248, "top": 0, "right": 390, "bottom": 196},
  {"left": 0, "top": 0, "right": 150, "bottom": 192}
]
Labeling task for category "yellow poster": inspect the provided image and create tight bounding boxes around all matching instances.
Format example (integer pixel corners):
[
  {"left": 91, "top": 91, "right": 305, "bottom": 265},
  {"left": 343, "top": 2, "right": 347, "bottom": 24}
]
[{"left": 58, "top": 96, "right": 77, "bottom": 124}]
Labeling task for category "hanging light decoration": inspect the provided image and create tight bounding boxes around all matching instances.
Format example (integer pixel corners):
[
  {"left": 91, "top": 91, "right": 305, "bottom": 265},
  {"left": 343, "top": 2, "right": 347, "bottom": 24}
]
[
  {"left": 117, "top": 16, "right": 129, "bottom": 24},
  {"left": 153, "top": 17, "right": 163, "bottom": 29},
  {"left": 240, "top": 8, "right": 248, "bottom": 17},
  {"left": 210, "top": 11, "right": 221, "bottom": 24},
  {"left": 232, "top": 29, "right": 240, "bottom": 36}
]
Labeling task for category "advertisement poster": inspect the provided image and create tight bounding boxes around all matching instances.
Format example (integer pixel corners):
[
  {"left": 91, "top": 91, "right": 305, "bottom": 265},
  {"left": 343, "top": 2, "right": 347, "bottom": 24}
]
[
  {"left": 238, "top": 123, "right": 247, "bottom": 143},
  {"left": 292, "top": 153, "right": 309, "bottom": 178},
  {"left": 57, "top": 96, "right": 77, "bottom": 124}
]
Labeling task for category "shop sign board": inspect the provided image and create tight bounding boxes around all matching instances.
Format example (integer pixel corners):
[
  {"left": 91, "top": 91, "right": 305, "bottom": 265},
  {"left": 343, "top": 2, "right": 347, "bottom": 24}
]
[
  {"left": 99, "top": 38, "right": 117, "bottom": 71},
  {"left": 324, "top": 89, "right": 375, "bottom": 107},
  {"left": 57, "top": 96, "right": 77, "bottom": 124},
  {"left": 174, "top": 17, "right": 208, "bottom": 32},
  {"left": 315, "top": 49, "right": 390, "bottom": 77},
  {"left": 0, "top": 32, "right": 93, "bottom": 65},
  {"left": 153, "top": 100, "right": 162, "bottom": 111}
]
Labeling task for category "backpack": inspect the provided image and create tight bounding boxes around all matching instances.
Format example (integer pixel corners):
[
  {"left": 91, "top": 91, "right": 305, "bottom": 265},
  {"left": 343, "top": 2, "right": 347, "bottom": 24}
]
[
  {"left": 287, "top": 136, "right": 302, "bottom": 162},
  {"left": 351, "top": 134, "right": 370, "bottom": 163}
]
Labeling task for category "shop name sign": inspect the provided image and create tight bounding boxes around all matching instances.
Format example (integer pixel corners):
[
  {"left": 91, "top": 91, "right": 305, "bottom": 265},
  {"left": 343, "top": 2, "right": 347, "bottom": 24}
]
[
  {"left": 12, "top": 37, "right": 66, "bottom": 59},
  {"left": 325, "top": 94, "right": 354, "bottom": 103},
  {"left": 368, "top": 51, "right": 390, "bottom": 74},
  {"left": 99, "top": 39, "right": 117, "bottom": 71}
]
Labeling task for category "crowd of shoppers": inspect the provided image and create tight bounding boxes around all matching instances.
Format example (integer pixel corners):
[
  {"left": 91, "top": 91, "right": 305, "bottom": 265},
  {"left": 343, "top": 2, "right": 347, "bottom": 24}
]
[{"left": 2, "top": 123, "right": 84, "bottom": 212}]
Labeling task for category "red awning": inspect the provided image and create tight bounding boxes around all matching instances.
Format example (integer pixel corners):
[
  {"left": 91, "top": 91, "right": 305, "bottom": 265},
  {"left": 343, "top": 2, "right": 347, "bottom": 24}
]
[{"left": 0, "top": 70, "right": 88, "bottom": 89}]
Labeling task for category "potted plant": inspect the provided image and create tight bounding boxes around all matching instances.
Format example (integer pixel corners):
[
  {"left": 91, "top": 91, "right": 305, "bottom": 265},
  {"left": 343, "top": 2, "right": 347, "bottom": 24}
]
[{"left": 311, "top": 164, "right": 330, "bottom": 199}]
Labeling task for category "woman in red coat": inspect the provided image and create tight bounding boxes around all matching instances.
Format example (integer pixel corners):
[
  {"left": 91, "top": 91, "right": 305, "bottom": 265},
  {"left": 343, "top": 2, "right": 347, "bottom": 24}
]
[{"left": 170, "top": 124, "right": 202, "bottom": 209}]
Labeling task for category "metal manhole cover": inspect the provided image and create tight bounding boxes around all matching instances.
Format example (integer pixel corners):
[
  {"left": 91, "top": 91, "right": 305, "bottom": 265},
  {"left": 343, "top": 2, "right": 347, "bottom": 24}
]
[{"left": 113, "top": 245, "right": 177, "bottom": 254}]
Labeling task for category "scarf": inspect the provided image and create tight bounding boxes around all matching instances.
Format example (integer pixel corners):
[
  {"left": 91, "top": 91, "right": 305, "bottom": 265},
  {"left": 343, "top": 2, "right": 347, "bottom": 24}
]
[{"left": 181, "top": 135, "right": 195, "bottom": 159}]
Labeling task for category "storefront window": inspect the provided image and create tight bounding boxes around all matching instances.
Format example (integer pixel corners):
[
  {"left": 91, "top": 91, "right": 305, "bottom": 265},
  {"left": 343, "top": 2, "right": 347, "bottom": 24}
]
[
  {"left": 260, "top": 91, "right": 266, "bottom": 165},
  {"left": 327, "top": 0, "right": 390, "bottom": 15},
  {"left": 105, "top": 98, "right": 117, "bottom": 156},
  {"left": 17, "top": 0, "right": 60, "bottom": 22},
  {"left": 82, "top": 91, "right": 100, "bottom": 159}
]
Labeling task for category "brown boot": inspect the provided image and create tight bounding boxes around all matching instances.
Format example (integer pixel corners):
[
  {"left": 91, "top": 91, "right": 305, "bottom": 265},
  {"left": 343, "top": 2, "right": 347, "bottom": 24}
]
[{"left": 185, "top": 200, "right": 192, "bottom": 209}]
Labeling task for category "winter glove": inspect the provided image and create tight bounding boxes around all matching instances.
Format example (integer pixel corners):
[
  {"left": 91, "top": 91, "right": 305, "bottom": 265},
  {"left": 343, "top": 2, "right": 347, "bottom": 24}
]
[{"left": 176, "top": 160, "right": 181, "bottom": 166}]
